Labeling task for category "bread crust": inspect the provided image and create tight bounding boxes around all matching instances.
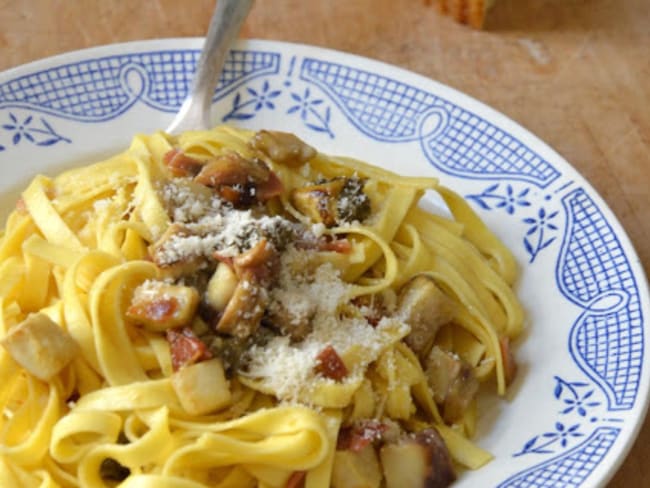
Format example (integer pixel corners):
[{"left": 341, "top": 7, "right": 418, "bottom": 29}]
[{"left": 436, "top": 0, "right": 494, "bottom": 29}]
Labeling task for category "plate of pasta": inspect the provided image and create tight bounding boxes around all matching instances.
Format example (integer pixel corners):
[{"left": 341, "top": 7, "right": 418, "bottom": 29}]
[{"left": 0, "top": 39, "right": 648, "bottom": 488}]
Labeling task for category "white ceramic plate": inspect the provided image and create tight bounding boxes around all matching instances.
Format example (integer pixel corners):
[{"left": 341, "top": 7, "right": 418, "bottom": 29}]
[{"left": 0, "top": 39, "right": 648, "bottom": 487}]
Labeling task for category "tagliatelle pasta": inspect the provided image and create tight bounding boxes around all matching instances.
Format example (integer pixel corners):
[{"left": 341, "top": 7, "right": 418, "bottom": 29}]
[{"left": 0, "top": 125, "right": 523, "bottom": 487}]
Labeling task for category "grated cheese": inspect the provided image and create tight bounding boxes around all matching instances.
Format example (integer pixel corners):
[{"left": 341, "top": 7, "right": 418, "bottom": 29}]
[
  {"left": 153, "top": 180, "right": 297, "bottom": 265},
  {"left": 244, "top": 248, "right": 409, "bottom": 402}
]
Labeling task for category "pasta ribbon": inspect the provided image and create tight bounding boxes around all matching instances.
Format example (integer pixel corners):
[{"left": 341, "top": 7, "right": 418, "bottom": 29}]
[{"left": 0, "top": 125, "right": 523, "bottom": 487}]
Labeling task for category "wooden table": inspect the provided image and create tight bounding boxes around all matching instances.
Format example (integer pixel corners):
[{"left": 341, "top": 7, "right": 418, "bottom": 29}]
[{"left": 1, "top": 0, "right": 648, "bottom": 485}]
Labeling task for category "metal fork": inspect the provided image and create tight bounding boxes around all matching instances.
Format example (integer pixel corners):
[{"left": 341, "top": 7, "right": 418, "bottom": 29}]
[{"left": 166, "top": 0, "right": 254, "bottom": 134}]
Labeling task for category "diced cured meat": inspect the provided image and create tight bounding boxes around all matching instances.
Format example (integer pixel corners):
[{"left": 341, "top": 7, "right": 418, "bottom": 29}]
[
  {"left": 166, "top": 328, "right": 212, "bottom": 371},
  {"left": 314, "top": 345, "right": 348, "bottom": 381},
  {"left": 163, "top": 149, "right": 204, "bottom": 177}
]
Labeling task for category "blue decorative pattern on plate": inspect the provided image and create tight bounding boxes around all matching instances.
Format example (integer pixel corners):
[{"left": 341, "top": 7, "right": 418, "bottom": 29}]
[
  {"left": 0, "top": 49, "right": 280, "bottom": 121},
  {"left": 0, "top": 39, "right": 647, "bottom": 488}
]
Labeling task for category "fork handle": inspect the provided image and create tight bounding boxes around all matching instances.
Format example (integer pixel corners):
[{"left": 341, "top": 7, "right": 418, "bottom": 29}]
[{"left": 167, "top": 0, "right": 255, "bottom": 134}]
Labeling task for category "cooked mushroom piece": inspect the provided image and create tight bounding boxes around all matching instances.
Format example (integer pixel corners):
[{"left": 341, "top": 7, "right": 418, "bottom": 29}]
[
  {"left": 290, "top": 177, "right": 370, "bottom": 227},
  {"left": 397, "top": 276, "right": 455, "bottom": 359},
  {"left": 214, "top": 240, "right": 279, "bottom": 338},
  {"left": 336, "top": 419, "right": 393, "bottom": 452},
  {"left": 332, "top": 444, "right": 382, "bottom": 488},
  {"left": 194, "top": 152, "right": 283, "bottom": 207},
  {"left": 163, "top": 148, "right": 204, "bottom": 177},
  {"left": 214, "top": 275, "right": 268, "bottom": 339},
  {"left": 205, "top": 262, "right": 238, "bottom": 312},
  {"left": 171, "top": 357, "right": 231, "bottom": 415},
  {"left": 426, "top": 346, "right": 479, "bottom": 424},
  {"left": 249, "top": 130, "right": 316, "bottom": 167},
  {"left": 291, "top": 178, "right": 346, "bottom": 227},
  {"left": 231, "top": 239, "right": 279, "bottom": 285},
  {"left": 126, "top": 281, "right": 200, "bottom": 331},
  {"left": 380, "top": 429, "right": 456, "bottom": 488},
  {"left": 195, "top": 151, "right": 269, "bottom": 187},
  {"left": 149, "top": 223, "right": 207, "bottom": 278},
  {"left": 0, "top": 313, "right": 80, "bottom": 381},
  {"left": 266, "top": 289, "right": 315, "bottom": 342}
]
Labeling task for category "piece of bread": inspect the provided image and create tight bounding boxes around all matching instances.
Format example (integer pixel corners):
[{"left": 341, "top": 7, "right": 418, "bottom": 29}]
[{"left": 436, "top": 0, "right": 496, "bottom": 29}]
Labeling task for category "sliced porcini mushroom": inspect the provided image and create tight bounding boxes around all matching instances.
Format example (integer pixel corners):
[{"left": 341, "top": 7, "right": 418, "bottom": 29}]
[
  {"left": 331, "top": 444, "right": 382, "bottom": 488},
  {"left": 126, "top": 281, "right": 200, "bottom": 331},
  {"left": 266, "top": 297, "right": 314, "bottom": 342},
  {"left": 426, "top": 346, "right": 479, "bottom": 424},
  {"left": 205, "top": 262, "right": 238, "bottom": 312},
  {"left": 291, "top": 177, "right": 371, "bottom": 227},
  {"left": 231, "top": 238, "right": 280, "bottom": 285},
  {"left": 397, "top": 275, "right": 455, "bottom": 359},
  {"left": 249, "top": 130, "right": 316, "bottom": 167},
  {"left": 379, "top": 429, "right": 456, "bottom": 488},
  {"left": 214, "top": 240, "right": 279, "bottom": 338},
  {"left": 291, "top": 178, "right": 346, "bottom": 227},
  {"left": 148, "top": 223, "right": 205, "bottom": 276},
  {"left": 194, "top": 152, "right": 283, "bottom": 207},
  {"left": 171, "top": 357, "right": 231, "bottom": 415},
  {"left": 336, "top": 419, "right": 395, "bottom": 452},
  {"left": 214, "top": 275, "right": 268, "bottom": 339},
  {"left": 1, "top": 313, "right": 80, "bottom": 381}
]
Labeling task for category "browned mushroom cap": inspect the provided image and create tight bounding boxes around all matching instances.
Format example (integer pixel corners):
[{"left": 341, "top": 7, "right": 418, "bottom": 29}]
[
  {"left": 231, "top": 238, "right": 280, "bottom": 285},
  {"left": 195, "top": 152, "right": 283, "bottom": 207},
  {"left": 426, "top": 346, "right": 479, "bottom": 424},
  {"left": 380, "top": 428, "right": 456, "bottom": 488},
  {"left": 249, "top": 130, "right": 316, "bottom": 167},
  {"left": 214, "top": 274, "right": 268, "bottom": 339},
  {"left": 163, "top": 148, "right": 204, "bottom": 177},
  {"left": 397, "top": 275, "right": 455, "bottom": 359},
  {"left": 291, "top": 179, "right": 346, "bottom": 227},
  {"left": 266, "top": 298, "right": 314, "bottom": 342},
  {"left": 290, "top": 177, "right": 371, "bottom": 227},
  {"left": 331, "top": 444, "right": 383, "bottom": 488},
  {"left": 214, "top": 240, "right": 280, "bottom": 338}
]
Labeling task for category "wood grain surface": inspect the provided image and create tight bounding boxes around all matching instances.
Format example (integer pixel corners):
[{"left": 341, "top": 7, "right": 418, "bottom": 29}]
[{"left": 1, "top": 0, "right": 649, "bottom": 486}]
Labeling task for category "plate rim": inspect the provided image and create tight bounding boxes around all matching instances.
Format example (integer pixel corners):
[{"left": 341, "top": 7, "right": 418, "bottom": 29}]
[{"left": 1, "top": 37, "right": 649, "bottom": 487}]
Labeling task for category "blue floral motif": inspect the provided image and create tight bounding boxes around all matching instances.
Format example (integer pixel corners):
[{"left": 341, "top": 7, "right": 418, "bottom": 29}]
[
  {"left": 466, "top": 184, "right": 531, "bottom": 215},
  {"left": 523, "top": 207, "right": 559, "bottom": 263},
  {"left": 554, "top": 376, "right": 600, "bottom": 417},
  {"left": 287, "top": 87, "right": 334, "bottom": 138},
  {"left": 515, "top": 422, "right": 585, "bottom": 456},
  {"left": 222, "top": 80, "right": 282, "bottom": 121},
  {"left": 514, "top": 376, "right": 602, "bottom": 457},
  {"left": 1, "top": 112, "right": 71, "bottom": 147}
]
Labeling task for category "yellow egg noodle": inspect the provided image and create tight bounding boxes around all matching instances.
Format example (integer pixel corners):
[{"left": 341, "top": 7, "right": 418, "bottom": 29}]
[{"left": 0, "top": 125, "right": 523, "bottom": 487}]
